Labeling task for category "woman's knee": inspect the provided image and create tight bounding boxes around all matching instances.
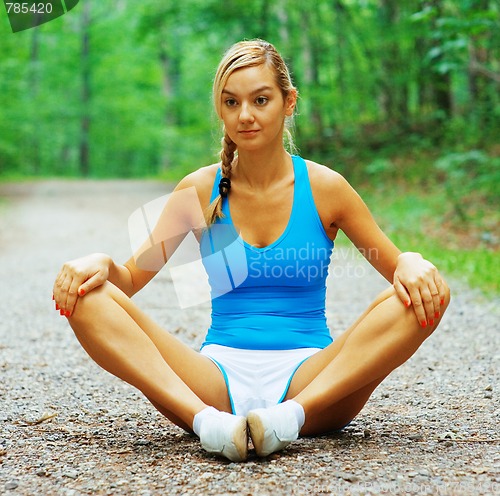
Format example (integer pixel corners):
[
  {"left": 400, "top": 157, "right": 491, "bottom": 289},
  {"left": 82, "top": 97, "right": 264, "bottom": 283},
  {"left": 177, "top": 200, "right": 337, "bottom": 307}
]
[{"left": 68, "top": 281, "right": 116, "bottom": 325}]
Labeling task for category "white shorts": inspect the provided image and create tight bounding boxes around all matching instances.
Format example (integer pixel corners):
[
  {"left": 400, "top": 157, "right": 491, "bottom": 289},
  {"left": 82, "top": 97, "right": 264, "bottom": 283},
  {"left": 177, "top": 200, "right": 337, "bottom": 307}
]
[{"left": 200, "top": 344, "right": 322, "bottom": 417}]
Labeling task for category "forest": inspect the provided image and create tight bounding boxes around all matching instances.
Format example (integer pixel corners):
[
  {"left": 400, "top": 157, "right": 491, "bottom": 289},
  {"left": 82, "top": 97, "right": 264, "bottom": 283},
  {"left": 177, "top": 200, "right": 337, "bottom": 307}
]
[{"left": 0, "top": 0, "right": 498, "bottom": 290}]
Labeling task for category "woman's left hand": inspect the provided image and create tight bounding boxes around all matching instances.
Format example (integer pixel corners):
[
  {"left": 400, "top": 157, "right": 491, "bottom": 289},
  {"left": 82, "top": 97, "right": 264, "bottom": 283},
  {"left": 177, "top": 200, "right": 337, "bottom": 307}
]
[{"left": 393, "top": 252, "right": 447, "bottom": 328}]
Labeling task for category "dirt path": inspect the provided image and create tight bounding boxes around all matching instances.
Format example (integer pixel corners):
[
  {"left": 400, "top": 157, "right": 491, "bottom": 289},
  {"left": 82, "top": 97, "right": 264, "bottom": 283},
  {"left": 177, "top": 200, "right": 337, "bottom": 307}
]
[{"left": 0, "top": 180, "right": 498, "bottom": 495}]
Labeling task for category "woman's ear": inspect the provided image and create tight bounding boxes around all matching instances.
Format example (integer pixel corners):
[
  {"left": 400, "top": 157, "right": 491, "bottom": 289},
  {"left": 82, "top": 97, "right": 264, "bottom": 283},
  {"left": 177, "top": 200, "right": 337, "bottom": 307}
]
[{"left": 285, "top": 89, "right": 298, "bottom": 116}]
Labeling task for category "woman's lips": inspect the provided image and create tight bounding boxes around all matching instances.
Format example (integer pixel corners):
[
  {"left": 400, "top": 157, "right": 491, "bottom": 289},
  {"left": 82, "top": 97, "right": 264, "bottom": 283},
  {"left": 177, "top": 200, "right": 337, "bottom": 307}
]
[{"left": 239, "top": 130, "right": 260, "bottom": 136}]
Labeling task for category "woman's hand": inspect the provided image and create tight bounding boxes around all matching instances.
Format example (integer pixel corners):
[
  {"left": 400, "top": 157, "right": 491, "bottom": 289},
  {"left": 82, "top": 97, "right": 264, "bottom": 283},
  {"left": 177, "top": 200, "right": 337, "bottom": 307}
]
[
  {"left": 53, "top": 253, "right": 112, "bottom": 317},
  {"left": 393, "top": 252, "right": 448, "bottom": 328}
]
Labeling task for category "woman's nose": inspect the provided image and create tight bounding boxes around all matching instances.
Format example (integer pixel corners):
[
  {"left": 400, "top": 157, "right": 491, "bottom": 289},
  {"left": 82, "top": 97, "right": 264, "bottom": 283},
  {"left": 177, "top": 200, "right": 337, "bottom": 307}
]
[{"left": 239, "top": 102, "right": 255, "bottom": 123}]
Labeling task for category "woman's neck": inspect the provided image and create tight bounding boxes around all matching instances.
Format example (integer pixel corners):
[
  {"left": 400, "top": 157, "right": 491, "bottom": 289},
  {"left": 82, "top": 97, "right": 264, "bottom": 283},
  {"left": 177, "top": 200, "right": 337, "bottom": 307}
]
[{"left": 233, "top": 148, "right": 292, "bottom": 189}]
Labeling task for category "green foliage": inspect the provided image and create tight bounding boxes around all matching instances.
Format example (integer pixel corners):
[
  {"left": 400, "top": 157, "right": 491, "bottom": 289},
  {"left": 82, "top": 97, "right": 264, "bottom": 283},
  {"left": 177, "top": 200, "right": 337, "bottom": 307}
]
[
  {"left": 0, "top": 0, "right": 499, "bottom": 178},
  {"left": 365, "top": 158, "right": 395, "bottom": 181},
  {"left": 358, "top": 180, "right": 499, "bottom": 295},
  {"left": 434, "top": 150, "right": 500, "bottom": 222}
]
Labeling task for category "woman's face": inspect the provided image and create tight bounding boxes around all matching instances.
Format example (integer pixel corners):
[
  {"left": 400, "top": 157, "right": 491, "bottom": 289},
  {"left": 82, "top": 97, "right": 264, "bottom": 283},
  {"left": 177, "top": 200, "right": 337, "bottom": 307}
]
[{"left": 220, "top": 64, "right": 296, "bottom": 152}]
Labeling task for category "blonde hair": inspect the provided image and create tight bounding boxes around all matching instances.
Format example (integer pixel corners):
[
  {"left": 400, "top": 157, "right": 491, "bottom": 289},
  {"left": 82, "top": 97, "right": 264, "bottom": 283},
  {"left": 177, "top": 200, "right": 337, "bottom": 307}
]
[{"left": 205, "top": 39, "right": 297, "bottom": 226}]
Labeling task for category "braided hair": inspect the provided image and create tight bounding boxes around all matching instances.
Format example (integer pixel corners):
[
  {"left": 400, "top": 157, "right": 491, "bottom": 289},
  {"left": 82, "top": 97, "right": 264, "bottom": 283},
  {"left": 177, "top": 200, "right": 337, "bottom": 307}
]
[{"left": 205, "top": 132, "right": 236, "bottom": 225}]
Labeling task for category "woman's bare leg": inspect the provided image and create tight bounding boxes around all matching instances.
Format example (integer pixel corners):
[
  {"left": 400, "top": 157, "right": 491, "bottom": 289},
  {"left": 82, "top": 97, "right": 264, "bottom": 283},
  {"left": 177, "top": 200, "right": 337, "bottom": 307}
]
[
  {"left": 286, "top": 285, "right": 451, "bottom": 435},
  {"left": 68, "top": 281, "right": 231, "bottom": 430}
]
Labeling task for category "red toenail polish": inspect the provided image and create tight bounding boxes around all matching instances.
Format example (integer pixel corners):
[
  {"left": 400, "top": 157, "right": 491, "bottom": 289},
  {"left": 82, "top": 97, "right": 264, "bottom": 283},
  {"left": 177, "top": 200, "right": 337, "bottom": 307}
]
[
  {"left": 429, "top": 319, "right": 434, "bottom": 326},
  {"left": 421, "top": 320, "right": 427, "bottom": 328},
  {"left": 55, "top": 304, "right": 60, "bottom": 311},
  {"left": 78, "top": 288, "right": 85, "bottom": 296},
  {"left": 65, "top": 310, "right": 71, "bottom": 318},
  {"left": 435, "top": 311, "right": 440, "bottom": 318}
]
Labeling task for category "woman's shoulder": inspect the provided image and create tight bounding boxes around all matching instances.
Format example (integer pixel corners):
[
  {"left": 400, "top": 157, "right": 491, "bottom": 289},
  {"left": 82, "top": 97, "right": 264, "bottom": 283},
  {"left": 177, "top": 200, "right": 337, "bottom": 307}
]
[
  {"left": 174, "top": 163, "right": 220, "bottom": 205},
  {"left": 302, "top": 158, "right": 362, "bottom": 226},
  {"left": 175, "top": 163, "right": 219, "bottom": 190},
  {"left": 303, "top": 158, "right": 350, "bottom": 193}
]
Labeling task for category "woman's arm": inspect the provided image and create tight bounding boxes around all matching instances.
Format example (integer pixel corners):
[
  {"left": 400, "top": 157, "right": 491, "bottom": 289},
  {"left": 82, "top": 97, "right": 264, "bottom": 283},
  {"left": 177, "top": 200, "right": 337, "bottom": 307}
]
[
  {"left": 309, "top": 162, "right": 448, "bottom": 327},
  {"left": 53, "top": 252, "right": 152, "bottom": 316},
  {"left": 53, "top": 166, "right": 217, "bottom": 316}
]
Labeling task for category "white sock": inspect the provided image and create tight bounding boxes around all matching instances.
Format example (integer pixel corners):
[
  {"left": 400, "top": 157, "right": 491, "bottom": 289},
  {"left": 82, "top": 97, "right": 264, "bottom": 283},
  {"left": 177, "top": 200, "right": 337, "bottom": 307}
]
[
  {"left": 192, "top": 406, "right": 218, "bottom": 437},
  {"left": 282, "top": 400, "right": 306, "bottom": 430}
]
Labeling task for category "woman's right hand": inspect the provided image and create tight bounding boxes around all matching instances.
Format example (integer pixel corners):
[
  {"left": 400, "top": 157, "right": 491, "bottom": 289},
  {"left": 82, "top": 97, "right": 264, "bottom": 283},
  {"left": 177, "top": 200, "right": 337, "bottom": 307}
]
[{"left": 53, "top": 253, "right": 112, "bottom": 317}]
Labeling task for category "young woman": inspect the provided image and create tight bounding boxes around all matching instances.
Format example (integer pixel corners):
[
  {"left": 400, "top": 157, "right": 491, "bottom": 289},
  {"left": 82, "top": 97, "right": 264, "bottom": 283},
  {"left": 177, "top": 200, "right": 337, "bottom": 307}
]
[{"left": 53, "top": 39, "right": 450, "bottom": 463}]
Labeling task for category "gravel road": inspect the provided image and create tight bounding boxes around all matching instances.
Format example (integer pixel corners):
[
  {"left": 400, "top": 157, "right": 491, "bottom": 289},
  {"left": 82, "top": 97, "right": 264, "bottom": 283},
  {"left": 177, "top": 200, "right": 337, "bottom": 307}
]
[{"left": 0, "top": 180, "right": 498, "bottom": 496}]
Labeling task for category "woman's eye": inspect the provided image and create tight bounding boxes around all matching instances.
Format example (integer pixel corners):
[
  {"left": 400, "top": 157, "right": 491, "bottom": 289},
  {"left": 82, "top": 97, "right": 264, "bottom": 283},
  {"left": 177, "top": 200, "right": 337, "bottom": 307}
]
[
  {"left": 256, "top": 96, "right": 268, "bottom": 105},
  {"left": 225, "top": 99, "right": 238, "bottom": 107}
]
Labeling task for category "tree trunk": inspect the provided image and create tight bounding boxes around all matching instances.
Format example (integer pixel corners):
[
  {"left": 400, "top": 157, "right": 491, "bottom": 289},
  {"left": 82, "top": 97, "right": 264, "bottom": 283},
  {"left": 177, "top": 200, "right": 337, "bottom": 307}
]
[
  {"left": 333, "top": 0, "right": 346, "bottom": 105},
  {"left": 467, "top": 0, "right": 497, "bottom": 128},
  {"left": 79, "top": 1, "right": 91, "bottom": 177},
  {"left": 276, "top": 0, "right": 289, "bottom": 49},
  {"left": 379, "top": 0, "right": 399, "bottom": 123},
  {"left": 30, "top": 27, "right": 40, "bottom": 175},
  {"left": 300, "top": 8, "right": 324, "bottom": 141},
  {"left": 158, "top": 39, "right": 182, "bottom": 170},
  {"left": 429, "top": 0, "right": 452, "bottom": 118}
]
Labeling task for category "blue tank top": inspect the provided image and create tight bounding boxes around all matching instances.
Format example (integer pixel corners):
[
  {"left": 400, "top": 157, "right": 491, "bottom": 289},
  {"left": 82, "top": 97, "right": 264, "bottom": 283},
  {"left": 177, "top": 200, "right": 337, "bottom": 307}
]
[{"left": 200, "top": 155, "right": 334, "bottom": 350}]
